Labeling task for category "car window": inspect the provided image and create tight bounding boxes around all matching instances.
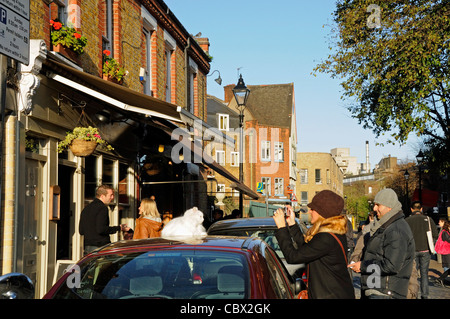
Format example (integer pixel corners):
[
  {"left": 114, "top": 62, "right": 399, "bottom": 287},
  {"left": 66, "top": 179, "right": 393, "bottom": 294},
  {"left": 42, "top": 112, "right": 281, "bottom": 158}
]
[
  {"left": 264, "top": 247, "right": 292, "bottom": 299},
  {"left": 209, "top": 229, "right": 284, "bottom": 258},
  {"left": 51, "top": 250, "right": 249, "bottom": 299}
]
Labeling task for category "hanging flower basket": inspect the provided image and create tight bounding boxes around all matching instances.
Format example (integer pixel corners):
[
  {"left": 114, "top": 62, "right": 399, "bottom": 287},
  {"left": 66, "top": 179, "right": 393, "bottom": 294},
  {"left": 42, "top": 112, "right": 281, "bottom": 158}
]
[
  {"left": 57, "top": 126, "right": 114, "bottom": 156},
  {"left": 69, "top": 139, "right": 98, "bottom": 157}
]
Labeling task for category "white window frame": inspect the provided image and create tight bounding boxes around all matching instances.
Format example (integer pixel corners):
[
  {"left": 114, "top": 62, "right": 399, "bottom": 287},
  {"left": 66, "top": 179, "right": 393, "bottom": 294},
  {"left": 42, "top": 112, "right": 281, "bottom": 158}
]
[
  {"left": 230, "top": 152, "right": 239, "bottom": 167},
  {"left": 301, "top": 191, "right": 308, "bottom": 205},
  {"left": 218, "top": 113, "right": 229, "bottom": 131},
  {"left": 216, "top": 150, "right": 225, "bottom": 165},
  {"left": 300, "top": 169, "right": 308, "bottom": 184},
  {"left": 274, "top": 178, "right": 284, "bottom": 196},
  {"left": 262, "top": 177, "right": 271, "bottom": 196},
  {"left": 274, "top": 142, "right": 284, "bottom": 162},
  {"left": 261, "top": 141, "right": 271, "bottom": 161},
  {"left": 315, "top": 169, "right": 322, "bottom": 184}
]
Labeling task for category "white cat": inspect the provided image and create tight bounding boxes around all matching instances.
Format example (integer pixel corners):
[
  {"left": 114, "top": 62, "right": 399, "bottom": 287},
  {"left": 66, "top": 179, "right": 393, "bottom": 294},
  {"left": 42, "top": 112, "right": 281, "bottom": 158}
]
[{"left": 161, "top": 207, "right": 207, "bottom": 238}]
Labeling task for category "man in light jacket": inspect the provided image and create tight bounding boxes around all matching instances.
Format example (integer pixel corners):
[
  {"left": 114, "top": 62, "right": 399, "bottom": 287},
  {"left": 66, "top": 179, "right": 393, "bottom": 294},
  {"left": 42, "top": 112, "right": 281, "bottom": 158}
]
[{"left": 348, "top": 188, "right": 415, "bottom": 299}]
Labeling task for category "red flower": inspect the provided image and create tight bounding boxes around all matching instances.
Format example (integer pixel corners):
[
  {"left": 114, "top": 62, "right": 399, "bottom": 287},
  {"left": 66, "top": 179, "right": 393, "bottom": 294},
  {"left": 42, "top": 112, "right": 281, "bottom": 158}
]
[
  {"left": 73, "top": 32, "right": 81, "bottom": 39},
  {"left": 103, "top": 50, "right": 111, "bottom": 56},
  {"left": 53, "top": 21, "right": 62, "bottom": 30}
]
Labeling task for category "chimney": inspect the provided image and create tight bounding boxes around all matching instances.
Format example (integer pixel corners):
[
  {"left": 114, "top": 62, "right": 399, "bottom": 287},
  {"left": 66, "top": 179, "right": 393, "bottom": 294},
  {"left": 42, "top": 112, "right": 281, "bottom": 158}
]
[
  {"left": 196, "top": 37, "right": 210, "bottom": 54},
  {"left": 224, "top": 84, "right": 234, "bottom": 103},
  {"left": 365, "top": 141, "right": 370, "bottom": 172}
]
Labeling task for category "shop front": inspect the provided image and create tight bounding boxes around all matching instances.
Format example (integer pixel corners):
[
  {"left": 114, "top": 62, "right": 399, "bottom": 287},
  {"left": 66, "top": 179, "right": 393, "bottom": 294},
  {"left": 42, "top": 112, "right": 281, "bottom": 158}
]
[{"left": 2, "top": 40, "right": 257, "bottom": 297}]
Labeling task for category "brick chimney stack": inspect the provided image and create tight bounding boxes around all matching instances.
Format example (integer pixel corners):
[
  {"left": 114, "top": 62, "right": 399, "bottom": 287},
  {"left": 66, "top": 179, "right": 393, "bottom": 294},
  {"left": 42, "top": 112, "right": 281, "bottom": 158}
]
[
  {"left": 196, "top": 37, "right": 210, "bottom": 54},
  {"left": 224, "top": 84, "right": 234, "bottom": 103}
]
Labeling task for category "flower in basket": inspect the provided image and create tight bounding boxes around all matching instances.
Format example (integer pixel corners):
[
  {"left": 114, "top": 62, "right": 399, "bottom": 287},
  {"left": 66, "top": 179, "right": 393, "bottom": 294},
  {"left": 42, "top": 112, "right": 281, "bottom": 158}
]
[
  {"left": 57, "top": 126, "right": 114, "bottom": 153},
  {"left": 50, "top": 19, "right": 88, "bottom": 55},
  {"left": 102, "top": 50, "right": 128, "bottom": 82}
]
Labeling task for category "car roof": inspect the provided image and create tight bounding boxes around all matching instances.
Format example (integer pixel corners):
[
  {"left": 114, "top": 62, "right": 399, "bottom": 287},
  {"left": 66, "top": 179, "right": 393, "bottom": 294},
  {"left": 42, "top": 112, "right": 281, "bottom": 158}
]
[
  {"left": 89, "top": 235, "right": 261, "bottom": 256},
  {"left": 208, "top": 217, "right": 278, "bottom": 233}
]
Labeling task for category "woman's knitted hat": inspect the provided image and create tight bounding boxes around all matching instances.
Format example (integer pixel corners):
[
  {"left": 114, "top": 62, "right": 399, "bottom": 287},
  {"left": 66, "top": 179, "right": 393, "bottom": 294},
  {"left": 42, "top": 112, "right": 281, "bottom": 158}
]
[{"left": 307, "top": 190, "right": 344, "bottom": 219}]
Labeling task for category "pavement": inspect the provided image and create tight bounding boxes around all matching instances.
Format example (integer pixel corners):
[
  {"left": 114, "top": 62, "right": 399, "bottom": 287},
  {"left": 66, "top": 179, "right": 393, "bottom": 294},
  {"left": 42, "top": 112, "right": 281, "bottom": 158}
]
[{"left": 352, "top": 258, "right": 450, "bottom": 299}]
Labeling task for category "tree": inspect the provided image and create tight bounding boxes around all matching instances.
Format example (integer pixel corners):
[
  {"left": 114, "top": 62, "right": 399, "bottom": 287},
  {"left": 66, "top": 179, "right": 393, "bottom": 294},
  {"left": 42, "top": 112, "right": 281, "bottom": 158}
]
[{"left": 315, "top": 0, "right": 450, "bottom": 171}]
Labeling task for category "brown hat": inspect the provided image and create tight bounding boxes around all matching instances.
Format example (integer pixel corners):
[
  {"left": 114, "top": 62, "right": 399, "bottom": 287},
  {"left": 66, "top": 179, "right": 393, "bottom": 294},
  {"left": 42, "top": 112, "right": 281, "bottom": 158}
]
[{"left": 307, "top": 190, "right": 344, "bottom": 219}]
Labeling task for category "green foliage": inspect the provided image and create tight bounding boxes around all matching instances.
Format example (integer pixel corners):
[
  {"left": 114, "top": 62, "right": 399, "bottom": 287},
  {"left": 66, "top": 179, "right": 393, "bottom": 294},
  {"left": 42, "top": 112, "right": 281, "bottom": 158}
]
[
  {"left": 57, "top": 126, "right": 114, "bottom": 153},
  {"left": 314, "top": 0, "right": 450, "bottom": 149},
  {"left": 102, "top": 50, "right": 127, "bottom": 82},
  {"left": 50, "top": 20, "right": 87, "bottom": 55}
]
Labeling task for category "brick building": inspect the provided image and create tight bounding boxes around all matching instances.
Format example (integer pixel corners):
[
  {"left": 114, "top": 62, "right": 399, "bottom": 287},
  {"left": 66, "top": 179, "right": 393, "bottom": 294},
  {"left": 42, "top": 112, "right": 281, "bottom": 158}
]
[
  {"left": 0, "top": 0, "right": 256, "bottom": 297},
  {"left": 296, "top": 152, "right": 344, "bottom": 207},
  {"left": 217, "top": 83, "right": 298, "bottom": 210}
]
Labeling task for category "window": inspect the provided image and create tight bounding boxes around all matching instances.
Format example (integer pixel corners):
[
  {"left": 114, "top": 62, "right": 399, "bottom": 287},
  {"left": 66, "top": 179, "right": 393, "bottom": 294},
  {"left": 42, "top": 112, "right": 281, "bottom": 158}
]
[
  {"left": 261, "top": 141, "right": 270, "bottom": 161},
  {"left": 315, "top": 169, "right": 322, "bottom": 184},
  {"left": 142, "top": 28, "right": 152, "bottom": 95},
  {"left": 218, "top": 114, "right": 229, "bottom": 131},
  {"left": 274, "top": 142, "right": 284, "bottom": 162},
  {"left": 216, "top": 150, "right": 225, "bottom": 165},
  {"left": 274, "top": 178, "right": 284, "bottom": 196},
  {"left": 102, "top": 0, "right": 113, "bottom": 52},
  {"left": 262, "top": 177, "right": 271, "bottom": 196},
  {"left": 301, "top": 192, "right": 308, "bottom": 205},
  {"left": 231, "top": 152, "right": 239, "bottom": 167},
  {"left": 300, "top": 169, "right": 308, "bottom": 184},
  {"left": 165, "top": 48, "right": 172, "bottom": 103},
  {"left": 326, "top": 169, "right": 331, "bottom": 184}
]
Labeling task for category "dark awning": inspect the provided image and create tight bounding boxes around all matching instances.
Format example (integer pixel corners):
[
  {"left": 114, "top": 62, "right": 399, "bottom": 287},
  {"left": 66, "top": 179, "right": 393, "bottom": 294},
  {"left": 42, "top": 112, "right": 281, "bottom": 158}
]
[
  {"left": 44, "top": 58, "right": 184, "bottom": 123},
  {"left": 153, "top": 119, "right": 260, "bottom": 200}
]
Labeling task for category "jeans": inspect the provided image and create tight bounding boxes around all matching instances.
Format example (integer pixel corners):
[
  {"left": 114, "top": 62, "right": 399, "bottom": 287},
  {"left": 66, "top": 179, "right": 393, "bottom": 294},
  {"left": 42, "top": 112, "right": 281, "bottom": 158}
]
[{"left": 415, "top": 251, "right": 431, "bottom": 298}]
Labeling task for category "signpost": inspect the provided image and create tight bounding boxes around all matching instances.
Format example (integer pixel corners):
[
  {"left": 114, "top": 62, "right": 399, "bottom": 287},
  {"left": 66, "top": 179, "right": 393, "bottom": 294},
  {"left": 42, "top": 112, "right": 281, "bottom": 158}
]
[{"left": 0, "top": 0, "right": 30, "bottom": 65}]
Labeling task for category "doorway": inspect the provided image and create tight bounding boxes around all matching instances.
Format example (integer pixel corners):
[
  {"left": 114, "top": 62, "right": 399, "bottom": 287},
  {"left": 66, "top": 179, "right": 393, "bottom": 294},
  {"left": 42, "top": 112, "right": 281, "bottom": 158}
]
[{"left": 56, "top": 164, "right": 74, "bottom": 260}]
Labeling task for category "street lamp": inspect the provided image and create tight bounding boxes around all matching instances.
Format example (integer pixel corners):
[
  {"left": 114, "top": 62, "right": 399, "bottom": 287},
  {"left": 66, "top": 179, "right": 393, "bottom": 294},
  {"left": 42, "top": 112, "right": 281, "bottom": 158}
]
[
  {"left": 404, "top": 169, "right": 410, "bottom": 212},
  {"left": 416, "top": 151, "right": 424, "bottom": 203},
  {"left": 232, "top": 74, "right": 250, "bottom": 214}
]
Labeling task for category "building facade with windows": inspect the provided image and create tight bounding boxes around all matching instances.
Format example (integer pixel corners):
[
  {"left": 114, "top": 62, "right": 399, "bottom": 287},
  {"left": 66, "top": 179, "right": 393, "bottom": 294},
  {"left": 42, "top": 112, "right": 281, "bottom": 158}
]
[
  {"left": 296, "top": 152, "right": 344, "bottom": 208},
  {"left": 0, "top": 0, "right": 258, "bottom": 297},
  {"left": 217, "top": 83, "right": 297, "bottom": 210}
]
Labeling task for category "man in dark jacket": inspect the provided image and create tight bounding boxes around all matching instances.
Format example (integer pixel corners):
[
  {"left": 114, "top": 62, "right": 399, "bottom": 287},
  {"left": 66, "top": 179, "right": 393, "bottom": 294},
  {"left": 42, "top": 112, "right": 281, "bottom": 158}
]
[
  {"left": 79, "top": 185, "right": 126, "bottom": 255},
  {"left": 349, "top": 188, "right": 415, "bottom": 299},
  {"left": 406, "top": 201, "right": 438, "bottom": 299}
]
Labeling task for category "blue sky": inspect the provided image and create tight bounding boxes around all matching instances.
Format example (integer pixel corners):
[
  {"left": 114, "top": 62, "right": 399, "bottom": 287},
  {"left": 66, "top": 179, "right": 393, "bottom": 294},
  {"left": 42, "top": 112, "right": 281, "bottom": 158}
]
[{"left": 164, "top": 0, "right": 421, "bottom": 167}]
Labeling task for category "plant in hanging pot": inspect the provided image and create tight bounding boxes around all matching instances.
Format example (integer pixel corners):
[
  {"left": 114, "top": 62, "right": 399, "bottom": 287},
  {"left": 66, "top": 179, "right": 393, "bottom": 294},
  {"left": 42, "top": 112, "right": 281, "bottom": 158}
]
[
  {"left": 102, "top": 50, "right": 127, "bottom": 83},
  {"left": 57, "top": 126, "right": 114, "bottom": 156},
  {"left": 50, "top": 19, "right": 88, "bottom": 57}
]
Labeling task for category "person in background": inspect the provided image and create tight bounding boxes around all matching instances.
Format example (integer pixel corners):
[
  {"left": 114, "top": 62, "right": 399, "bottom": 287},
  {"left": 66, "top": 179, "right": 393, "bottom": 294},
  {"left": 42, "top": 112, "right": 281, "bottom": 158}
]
[
  {"left": 405, "top": 201, "right": 438, "bottom": 299},
  {"left": 349, "top": 188, "right": 415, "bottom": 299},
  {"left": 435, "top": 218, "right": 450, "bottom": 287},
  {"left": 133, "top": 198, "right": 163, "bottom": 239},
  {"left": 79, "top": 185, "right": 128, "bottom": 255}
]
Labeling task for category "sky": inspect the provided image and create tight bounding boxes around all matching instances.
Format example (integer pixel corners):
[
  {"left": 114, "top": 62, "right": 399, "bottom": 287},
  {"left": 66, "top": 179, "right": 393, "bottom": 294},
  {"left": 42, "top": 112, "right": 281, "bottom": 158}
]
[{"left": 164, "top": 0, "right": 422, "bottom": 167}]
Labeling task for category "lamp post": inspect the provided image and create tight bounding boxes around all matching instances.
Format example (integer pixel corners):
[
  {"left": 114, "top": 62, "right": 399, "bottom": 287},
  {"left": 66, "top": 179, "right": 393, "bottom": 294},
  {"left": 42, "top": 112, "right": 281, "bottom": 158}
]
[
  {"left": 404, "top": 169, "right": 410, "bottom": 212},
  {"left": 232, "top": 74, "right": 250, "bottom": 214},
  {"left": 416, "top": 150, "right": 424, "bottom": 203}
]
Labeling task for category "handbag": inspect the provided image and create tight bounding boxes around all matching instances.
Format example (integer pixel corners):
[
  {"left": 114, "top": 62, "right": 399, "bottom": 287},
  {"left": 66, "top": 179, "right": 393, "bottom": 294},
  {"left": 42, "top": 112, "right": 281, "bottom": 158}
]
[
  {"left": 297, "top": 233, "right": 347, "bottom": 299},
  {"left": 426, "top": 217, "right": 436, "bottom": 254},
  {"left": 435, "top": 230, "right": 450, "bottom": 255}
]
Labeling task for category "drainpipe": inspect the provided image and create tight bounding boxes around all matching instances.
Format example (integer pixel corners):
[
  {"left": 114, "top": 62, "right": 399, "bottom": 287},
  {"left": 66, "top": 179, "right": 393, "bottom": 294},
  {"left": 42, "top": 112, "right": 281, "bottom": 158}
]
[
  {"left": 185, "top": 37, "right": 191, "bottom": 114},
  {"left": 0, "top": 55, "right": 6, "bottom": 272}
]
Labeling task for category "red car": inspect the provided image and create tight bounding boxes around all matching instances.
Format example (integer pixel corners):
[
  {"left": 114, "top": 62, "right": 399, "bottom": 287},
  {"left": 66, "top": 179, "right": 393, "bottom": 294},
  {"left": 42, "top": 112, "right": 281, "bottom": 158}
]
[{"left": 43, "top": 236, "right": 302, "bottom": 299}]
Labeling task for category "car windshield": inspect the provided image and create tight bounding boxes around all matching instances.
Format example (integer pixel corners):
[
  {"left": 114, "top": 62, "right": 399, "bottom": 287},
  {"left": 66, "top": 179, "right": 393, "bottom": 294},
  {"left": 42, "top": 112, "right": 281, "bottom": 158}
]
[{"left": 52, "top": 250, "right": 249, "bottom": 299}]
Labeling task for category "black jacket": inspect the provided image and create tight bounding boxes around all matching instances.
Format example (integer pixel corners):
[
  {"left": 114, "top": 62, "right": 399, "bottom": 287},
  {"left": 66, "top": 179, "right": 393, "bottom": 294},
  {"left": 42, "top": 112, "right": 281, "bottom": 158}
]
[
  {"left": 275, "top": 222, "right": 355, "bottom": 299},
  {"left": 405, "top": 212, "right": 438, "bottom": 252},
  {"left": 79, "top": 198, "right": 121, "bottom": 246},
  {"left": 361, "top": 211, "right": 415, "bottom": 299}
]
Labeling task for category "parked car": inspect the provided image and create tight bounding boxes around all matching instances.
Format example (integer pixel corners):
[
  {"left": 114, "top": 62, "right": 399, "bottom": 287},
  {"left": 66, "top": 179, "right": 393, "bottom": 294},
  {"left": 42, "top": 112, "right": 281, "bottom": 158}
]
[
  {"left": 43, "top": 236, "right": 302, "bottom": 299},
  {"left": 207, "top": 217, "right": 306, "bottom": 279}
]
